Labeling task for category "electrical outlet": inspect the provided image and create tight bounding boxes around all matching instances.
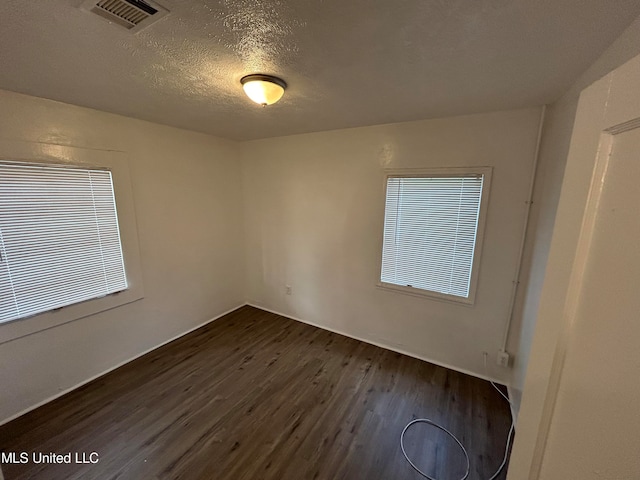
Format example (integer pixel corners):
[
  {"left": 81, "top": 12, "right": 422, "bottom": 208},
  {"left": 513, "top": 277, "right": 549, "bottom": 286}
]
[
  {"left": 497, "top": 350, "right": 510, "bottom": 368},
  {"left": 285, "top": 285, "right": 292, "bottom": 295}
]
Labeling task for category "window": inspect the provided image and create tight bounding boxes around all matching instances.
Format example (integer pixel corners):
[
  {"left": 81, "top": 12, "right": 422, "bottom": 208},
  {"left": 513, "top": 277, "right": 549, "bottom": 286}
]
[
  {"left": 0, "top": 162, "right": 128, "bottom": 324},
  {"left": 379, "top": 168, "right": 491, "bottom": 303}
]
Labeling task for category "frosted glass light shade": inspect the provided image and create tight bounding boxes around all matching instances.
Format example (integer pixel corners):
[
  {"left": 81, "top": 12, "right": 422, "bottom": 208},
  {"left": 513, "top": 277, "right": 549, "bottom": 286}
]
[{"left": 241, "top": 74, "right": 287, "bottom": 106}]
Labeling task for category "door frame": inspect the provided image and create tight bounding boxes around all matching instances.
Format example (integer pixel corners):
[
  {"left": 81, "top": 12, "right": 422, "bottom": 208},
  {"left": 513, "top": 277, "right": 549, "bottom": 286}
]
[{"left": 507, "top": 53, "right": 640, "bottom": 478}]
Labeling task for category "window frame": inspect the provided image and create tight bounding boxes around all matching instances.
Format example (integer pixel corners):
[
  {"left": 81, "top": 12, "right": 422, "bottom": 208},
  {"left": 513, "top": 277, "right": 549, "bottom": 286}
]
[
  {"left": 376, "top": 166, "right": 492, "bottom": 305},
  {"left": 0, "top": 139, "right": 144, "bottom": 344}
]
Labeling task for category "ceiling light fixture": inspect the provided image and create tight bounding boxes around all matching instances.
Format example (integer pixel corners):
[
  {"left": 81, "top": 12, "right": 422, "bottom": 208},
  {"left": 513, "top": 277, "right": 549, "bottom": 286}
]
[{"left": 241, "top": 74, "right": 287, "bottom": 106}]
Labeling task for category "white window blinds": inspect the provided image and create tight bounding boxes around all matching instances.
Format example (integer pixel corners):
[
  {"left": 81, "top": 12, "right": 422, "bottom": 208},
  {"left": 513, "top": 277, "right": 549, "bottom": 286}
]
[
  {"left": 381, "top": 175, "right": 484, "bottom": 299},
  {"left": 0, "top": 162, "right": 127, "bottom": 323}
]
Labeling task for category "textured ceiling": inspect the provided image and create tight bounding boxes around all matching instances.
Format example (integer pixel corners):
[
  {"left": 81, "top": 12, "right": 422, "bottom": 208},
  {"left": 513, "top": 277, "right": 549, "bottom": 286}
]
[{"left": 0, "top": 0, "right": 639, "bottom": 140}]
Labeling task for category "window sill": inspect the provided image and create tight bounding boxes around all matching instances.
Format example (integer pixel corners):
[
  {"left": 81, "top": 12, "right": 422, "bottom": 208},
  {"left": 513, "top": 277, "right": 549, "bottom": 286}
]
[
  {"left": 0, "top": 286, "right": 144, "bottom": 345},
  {"left": 376, "top": 282, "right": 475, "bottom": 306}
]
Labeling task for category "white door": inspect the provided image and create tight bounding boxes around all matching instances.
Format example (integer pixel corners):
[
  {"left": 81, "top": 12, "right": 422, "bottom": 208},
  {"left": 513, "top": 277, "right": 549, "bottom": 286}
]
[{"left": 508, "top": 55, "right": 640, "bottom": 478}]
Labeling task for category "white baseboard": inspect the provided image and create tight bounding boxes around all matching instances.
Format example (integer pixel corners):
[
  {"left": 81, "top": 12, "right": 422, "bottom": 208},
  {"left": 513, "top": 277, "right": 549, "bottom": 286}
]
[
  {"left": 0, "top": 303, "right": 245, "bottom": 427},
  {"left": 246, "top": 302, "right": 505, "bottom": 385}
]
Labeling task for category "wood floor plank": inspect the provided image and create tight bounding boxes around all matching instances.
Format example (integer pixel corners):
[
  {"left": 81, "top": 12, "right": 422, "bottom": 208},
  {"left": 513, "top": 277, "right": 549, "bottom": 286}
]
[{"left": 0, "top": 306, "right": 512, "bottom": 479}]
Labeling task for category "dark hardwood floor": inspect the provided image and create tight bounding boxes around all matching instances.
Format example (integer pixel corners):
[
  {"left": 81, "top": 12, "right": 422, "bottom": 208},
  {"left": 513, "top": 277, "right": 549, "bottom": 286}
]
[{"left": 0, "top": 306, "right": 512, "bottom": 480}]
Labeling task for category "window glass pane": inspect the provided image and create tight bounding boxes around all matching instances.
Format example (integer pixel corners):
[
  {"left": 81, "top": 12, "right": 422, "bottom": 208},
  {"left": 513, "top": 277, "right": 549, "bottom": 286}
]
[
  {"left": 0, "top": 162, "right": 127, "bottom": 323},
  {"left": 381, "top": 175, "right": 484, "bottom": 298}
]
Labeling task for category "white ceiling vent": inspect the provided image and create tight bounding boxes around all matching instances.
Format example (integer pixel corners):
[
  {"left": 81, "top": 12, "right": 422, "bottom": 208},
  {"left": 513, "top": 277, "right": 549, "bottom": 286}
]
[{"left": 81, "top": 0, "right": 169, "bottom": 33}]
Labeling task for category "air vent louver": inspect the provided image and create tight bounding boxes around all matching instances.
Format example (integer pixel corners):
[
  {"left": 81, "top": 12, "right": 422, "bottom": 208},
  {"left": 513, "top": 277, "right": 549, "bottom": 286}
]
[{"left": 81, "top": 0, "right": 168, "bottom": 33}]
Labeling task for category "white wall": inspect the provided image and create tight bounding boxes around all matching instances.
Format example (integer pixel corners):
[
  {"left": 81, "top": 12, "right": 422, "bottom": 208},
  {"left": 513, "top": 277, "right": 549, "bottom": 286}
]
[
  {"left": 241, "top": 108, "right": 542, "bottom": 383},
  {"left": 0, "top": 90, "right": 245, "bottom": 423},
  {"left": 506, "top": 99, "right": 577, "bottom": 414},
  {"left": 506, "top": 13, "right": 640, "bottom": 417}
]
